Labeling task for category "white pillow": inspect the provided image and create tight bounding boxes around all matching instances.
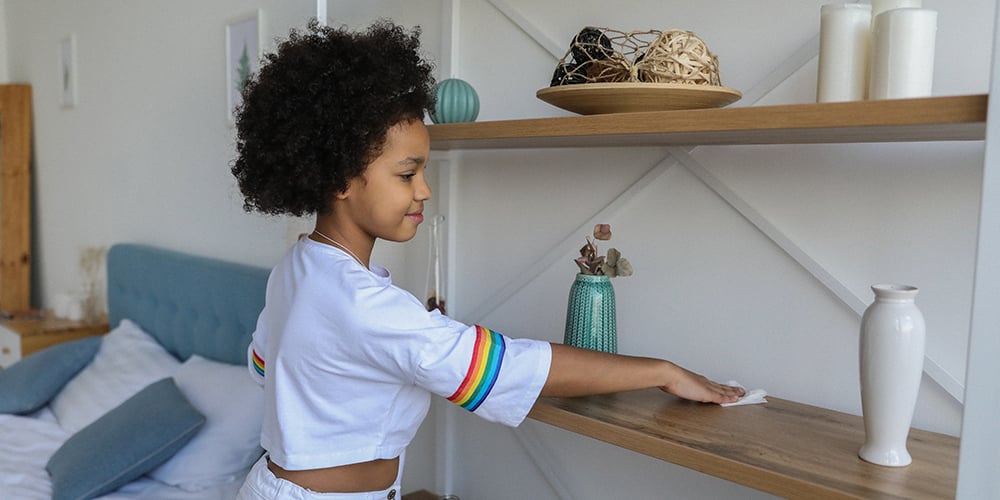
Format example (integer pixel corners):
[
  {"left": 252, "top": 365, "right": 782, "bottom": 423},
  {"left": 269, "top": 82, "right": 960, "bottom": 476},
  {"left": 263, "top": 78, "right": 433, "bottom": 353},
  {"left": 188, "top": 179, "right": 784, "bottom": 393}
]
[
  {"left": 149, "top": 354, "right": 264, "bottom": 491},
  {"left": 50, "top": 319, "right": 181, "bottom": 434}
]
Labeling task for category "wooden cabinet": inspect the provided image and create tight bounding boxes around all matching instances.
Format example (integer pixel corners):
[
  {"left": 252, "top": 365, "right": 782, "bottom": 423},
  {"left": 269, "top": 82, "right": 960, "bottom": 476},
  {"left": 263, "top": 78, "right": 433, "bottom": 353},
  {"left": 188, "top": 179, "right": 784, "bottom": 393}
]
[
  {"left": 426, "top": 93, "right": 991, "bottom": 498},
  {"left": 0, "top": 316, "right": 109, "bottom": 369},
  {"left": 0, "top": 85, "right": 32, "bottom": 314}
]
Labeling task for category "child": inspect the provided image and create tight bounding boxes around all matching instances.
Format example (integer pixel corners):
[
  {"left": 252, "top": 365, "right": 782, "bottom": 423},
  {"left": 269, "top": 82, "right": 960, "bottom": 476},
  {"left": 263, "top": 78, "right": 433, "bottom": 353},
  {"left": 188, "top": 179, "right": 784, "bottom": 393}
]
[{"left": 232, "top": 20, "right": 743, "bottom": 500}]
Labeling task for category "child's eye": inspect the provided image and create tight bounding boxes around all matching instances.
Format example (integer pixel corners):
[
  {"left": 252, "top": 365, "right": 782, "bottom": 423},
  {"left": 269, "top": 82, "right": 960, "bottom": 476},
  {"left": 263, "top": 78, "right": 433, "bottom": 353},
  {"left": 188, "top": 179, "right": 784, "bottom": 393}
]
[{"left": 401, "top": 173, "right": 415, "bottom": 181}]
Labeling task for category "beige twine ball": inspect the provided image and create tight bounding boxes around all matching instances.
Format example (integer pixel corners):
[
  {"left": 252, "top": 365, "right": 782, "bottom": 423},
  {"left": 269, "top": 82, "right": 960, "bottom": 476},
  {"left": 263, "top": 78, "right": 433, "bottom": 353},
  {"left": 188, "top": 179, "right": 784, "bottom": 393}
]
[{"left": 555, "top": 28, "right": 723, "bottom": 86}]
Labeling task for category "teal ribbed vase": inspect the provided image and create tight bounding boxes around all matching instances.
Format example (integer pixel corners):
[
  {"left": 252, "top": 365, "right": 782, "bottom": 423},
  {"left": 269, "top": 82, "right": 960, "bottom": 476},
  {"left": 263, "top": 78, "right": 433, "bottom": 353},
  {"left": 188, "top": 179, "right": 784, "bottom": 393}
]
[
  {"left": 563, "top": 273, "right": 617, "bottom": 353},
  {"left": 430, "top": 78, "right": 479, "bottom": 124}
]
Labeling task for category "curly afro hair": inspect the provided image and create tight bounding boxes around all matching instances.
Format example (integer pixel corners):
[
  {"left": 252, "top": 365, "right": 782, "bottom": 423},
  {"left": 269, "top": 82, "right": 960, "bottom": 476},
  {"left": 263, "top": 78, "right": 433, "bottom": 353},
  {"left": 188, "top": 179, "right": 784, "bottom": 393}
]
[{"left": 232, "top": 20, "right": 436, "bottom": 216}]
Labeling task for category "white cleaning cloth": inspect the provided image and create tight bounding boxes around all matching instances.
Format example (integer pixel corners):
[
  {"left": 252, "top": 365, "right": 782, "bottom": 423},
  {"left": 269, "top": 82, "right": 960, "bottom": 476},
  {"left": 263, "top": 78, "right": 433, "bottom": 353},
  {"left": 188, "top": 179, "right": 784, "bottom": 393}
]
[{"left": 719, "top": 381, "right": 767, "bottom": 407}]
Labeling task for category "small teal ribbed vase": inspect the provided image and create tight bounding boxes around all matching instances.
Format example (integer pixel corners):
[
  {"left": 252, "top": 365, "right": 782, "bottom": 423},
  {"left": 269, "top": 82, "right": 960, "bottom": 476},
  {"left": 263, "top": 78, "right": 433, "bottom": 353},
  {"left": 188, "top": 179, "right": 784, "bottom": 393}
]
[
  {"left": 430, "top": 78, "right": 479, "bottom": 124},
  {"left": 563, "top": 273, "right": 617, "bottom": 353}
]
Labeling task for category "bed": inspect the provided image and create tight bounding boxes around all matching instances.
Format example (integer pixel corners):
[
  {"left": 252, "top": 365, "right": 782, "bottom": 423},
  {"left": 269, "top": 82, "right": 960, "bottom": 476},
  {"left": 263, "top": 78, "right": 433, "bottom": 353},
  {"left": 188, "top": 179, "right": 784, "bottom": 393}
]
[{"left": 0, "top": 243, "right": 271, "bottom": 499}]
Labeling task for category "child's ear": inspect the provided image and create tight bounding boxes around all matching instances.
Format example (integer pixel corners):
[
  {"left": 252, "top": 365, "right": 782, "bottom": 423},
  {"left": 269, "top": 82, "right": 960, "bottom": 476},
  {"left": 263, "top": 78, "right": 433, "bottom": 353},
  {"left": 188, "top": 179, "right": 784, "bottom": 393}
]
[
  {"left": 338, "top": 173, "right": 367, "bottom": 199},
  {"left": 335, "top": 180, "right": 355, "bottom": 200}
]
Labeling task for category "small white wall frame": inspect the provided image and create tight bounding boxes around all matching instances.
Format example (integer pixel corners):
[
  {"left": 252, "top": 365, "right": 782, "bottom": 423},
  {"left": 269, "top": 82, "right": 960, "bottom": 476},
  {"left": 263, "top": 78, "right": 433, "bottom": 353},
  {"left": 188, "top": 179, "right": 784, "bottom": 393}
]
[{"left": 58, "top": 34, "right": 77, "bottom": 108}]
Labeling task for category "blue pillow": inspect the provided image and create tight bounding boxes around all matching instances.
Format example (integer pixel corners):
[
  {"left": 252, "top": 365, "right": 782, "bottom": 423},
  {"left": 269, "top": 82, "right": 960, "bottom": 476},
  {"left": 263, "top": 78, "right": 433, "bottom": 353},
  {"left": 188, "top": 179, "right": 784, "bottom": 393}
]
[
  {"left": 46, "top": 377, "right": 206, "bottom": 500},
  {"left": 0, "top": 336, "right": 101, "bottom": 414}
]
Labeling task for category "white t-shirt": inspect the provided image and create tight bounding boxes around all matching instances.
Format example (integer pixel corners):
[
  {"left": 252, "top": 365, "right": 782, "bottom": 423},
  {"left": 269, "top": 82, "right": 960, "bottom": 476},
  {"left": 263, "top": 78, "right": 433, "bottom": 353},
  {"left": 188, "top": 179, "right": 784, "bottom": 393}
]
[{"left": 249, "top": 238, "right": 552, "bottom": 470}]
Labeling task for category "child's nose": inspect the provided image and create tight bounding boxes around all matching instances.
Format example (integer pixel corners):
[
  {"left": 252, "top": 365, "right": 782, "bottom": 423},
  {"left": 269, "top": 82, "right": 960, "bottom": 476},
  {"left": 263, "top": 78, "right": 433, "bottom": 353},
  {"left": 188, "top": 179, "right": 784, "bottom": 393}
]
[{"left": 415, "top": 175, "right": 432, "bottom": 201}]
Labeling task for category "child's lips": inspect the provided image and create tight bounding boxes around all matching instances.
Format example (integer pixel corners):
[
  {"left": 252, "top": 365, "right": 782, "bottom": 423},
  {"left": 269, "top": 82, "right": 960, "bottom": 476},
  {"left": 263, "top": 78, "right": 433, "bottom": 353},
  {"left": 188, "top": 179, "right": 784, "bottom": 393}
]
[{"left": 407, "top": 212, "right": 424, "bottom": 223}]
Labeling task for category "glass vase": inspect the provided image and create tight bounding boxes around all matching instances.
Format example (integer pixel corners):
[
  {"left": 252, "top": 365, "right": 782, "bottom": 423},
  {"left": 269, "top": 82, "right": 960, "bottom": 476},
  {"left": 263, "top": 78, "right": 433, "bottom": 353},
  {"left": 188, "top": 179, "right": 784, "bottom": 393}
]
[{"left": 563, "top": 273, "right": 617, "bottom": 353}]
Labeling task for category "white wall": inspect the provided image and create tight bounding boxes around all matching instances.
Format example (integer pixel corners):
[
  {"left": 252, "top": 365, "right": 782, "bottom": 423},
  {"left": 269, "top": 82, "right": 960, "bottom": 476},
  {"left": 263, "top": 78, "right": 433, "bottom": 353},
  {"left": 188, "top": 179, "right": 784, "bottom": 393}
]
[
  {"left": 0, "top": 0, "right": 9, "bottom": 82},
  {"left": 3, "top": 0, "right": 994, "bottom": 498},
  {"left": 3, "top": 1, "right": 318, "bottom": 297}
]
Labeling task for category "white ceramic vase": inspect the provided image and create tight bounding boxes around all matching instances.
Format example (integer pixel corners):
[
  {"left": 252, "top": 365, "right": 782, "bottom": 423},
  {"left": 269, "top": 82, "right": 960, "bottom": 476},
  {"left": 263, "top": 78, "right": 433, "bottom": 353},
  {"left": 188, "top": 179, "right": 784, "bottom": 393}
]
[{"left": 858, "top": 284, "right": 926, "bottom": 467}]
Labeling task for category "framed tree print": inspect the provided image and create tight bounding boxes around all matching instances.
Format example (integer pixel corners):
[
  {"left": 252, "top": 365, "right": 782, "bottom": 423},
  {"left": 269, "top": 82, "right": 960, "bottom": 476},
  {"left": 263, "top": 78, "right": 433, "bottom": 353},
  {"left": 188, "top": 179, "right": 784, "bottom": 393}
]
[{"left": 226, "top": 10, "right": 262, "bottom": 125}]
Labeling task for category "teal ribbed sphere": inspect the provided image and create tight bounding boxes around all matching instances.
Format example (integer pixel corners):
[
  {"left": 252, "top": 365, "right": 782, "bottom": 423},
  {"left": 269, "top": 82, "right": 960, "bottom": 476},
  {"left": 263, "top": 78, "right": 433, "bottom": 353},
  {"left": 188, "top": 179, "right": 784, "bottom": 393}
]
[
  {"left": 431, "top": 78, "right": 479, "bottom": 124},
  {"left": 563, "top": 274, "right": 617, "bottom": 353}
]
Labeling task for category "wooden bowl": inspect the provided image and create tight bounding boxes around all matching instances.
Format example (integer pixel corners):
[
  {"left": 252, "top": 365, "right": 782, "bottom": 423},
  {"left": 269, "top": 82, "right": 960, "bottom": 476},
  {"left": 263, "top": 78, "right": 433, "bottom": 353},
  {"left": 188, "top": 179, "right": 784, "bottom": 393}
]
[{"left": 536, "top": 82, "right": 742, "bottom": 115}]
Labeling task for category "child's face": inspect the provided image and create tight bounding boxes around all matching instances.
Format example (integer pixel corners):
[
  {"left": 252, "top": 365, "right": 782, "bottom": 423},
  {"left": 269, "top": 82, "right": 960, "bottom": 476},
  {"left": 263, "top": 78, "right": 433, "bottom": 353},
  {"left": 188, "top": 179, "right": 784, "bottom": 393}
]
[{"left": 340, "top": 119, "right": 431, "bottom": 243}]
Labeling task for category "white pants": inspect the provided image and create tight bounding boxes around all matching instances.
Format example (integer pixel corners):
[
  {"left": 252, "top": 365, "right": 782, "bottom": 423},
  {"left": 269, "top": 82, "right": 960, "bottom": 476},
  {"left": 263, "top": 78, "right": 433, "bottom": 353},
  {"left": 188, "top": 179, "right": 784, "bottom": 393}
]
[{"left": 236, "top": 454, "right": 403, "bottom": 500}]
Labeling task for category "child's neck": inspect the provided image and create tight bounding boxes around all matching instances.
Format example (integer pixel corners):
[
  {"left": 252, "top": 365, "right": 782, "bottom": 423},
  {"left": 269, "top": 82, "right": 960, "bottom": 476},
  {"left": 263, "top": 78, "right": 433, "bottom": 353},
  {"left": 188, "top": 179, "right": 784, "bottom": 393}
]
[{"left": 312, "top": 217, "right": 373, "bottom": 269}]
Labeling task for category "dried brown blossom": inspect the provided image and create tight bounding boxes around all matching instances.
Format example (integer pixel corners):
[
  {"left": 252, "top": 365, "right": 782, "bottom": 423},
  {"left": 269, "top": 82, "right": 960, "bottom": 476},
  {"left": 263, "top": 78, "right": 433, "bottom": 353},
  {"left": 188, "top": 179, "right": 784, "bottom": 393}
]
[{"left": 574, "top": 224, "right": 633, "bottom": 277}]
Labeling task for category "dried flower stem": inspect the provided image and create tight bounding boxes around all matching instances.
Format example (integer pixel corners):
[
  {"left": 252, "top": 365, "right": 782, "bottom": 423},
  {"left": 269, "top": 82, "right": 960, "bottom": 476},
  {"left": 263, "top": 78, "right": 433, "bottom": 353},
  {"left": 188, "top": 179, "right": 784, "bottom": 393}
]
[{"left": 574, "top": 224, "right": 633, "bottom": 277}]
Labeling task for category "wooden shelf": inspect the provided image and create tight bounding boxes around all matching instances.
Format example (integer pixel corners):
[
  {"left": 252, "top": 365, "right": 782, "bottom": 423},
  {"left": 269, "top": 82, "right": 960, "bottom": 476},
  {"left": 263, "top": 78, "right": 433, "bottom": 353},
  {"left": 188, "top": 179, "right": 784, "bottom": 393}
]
[
  {"left": 428, "top": 94, "right": 987, "bottom": 149},
  {"left": 529, "top": 389, "right": 958, "bottom": 499}
]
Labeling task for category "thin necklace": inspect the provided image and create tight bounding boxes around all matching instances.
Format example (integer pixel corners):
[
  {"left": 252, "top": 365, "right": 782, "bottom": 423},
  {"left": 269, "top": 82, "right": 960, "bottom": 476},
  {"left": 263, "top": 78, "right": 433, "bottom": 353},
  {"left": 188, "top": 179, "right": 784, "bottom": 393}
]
[{"left": 312, "top": 229, "right": 366, "bottom": 268}]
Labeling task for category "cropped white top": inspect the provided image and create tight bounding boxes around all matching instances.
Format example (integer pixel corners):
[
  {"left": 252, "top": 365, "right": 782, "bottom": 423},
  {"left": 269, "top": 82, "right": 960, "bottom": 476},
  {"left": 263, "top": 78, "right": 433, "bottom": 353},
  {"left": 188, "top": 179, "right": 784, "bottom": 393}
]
[{"left": 248, "top": 238, "right": 552, "bottom": 471}]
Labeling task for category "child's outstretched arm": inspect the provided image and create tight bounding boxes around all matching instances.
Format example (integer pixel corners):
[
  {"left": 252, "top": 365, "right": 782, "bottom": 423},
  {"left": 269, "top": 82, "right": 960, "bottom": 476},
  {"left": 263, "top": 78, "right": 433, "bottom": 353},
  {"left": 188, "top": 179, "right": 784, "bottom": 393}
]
[{"left": 542, "top": 343, "right": 744, "bottom": 404}]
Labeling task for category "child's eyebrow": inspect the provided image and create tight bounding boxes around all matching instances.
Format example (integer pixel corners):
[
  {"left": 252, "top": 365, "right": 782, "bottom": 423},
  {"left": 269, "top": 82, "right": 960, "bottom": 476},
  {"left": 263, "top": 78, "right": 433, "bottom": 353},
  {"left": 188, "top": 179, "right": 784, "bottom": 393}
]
[{"left": 398, "top": 156, "right": 426, "bottom": 167}]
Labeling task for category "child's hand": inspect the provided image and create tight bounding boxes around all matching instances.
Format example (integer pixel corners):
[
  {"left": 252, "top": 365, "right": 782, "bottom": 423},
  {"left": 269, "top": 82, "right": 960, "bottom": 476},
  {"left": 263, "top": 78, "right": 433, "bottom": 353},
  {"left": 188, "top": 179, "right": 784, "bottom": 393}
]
[
  {"left": 660, "top": 365, "right": 745, "bottom": 404},
  {"left": 543, "top": 344, "right": 747, "bottom": 402}
]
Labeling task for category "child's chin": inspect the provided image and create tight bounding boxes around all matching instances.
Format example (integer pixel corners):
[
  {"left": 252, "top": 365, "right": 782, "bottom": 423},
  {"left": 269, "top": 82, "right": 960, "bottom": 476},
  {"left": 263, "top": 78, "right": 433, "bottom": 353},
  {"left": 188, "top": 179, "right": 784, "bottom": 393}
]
[{"left": 383, "top": 230, "right": 418, "bottom": 243}]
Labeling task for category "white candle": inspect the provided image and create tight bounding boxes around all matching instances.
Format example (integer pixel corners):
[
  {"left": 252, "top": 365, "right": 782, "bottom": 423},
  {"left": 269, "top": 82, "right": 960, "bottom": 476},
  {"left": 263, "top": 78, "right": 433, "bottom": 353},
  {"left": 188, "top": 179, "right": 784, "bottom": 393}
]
[
  {"left": 817, "top": 3, "right": 872, "bottom": 102},
  {"left": 870, "top": 0, "right": 922, "bottom": 25},
  {"left": 869, "top": 8, "right": 937, "bottom": 99}
]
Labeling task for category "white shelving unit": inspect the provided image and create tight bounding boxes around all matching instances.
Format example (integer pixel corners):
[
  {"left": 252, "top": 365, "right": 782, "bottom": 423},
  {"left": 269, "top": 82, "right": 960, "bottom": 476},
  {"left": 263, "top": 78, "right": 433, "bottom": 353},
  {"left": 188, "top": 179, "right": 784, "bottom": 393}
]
[{"left": 426, "top": 82, "right": 1000, "bottom": 497}]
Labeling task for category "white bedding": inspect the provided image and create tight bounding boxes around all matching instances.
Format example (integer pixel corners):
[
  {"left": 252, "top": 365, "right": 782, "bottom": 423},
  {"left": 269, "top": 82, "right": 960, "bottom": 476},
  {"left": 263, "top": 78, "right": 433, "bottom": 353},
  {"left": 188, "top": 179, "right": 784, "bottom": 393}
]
[
  {"left": 0, "top": 410, "right": 243, "bottom": 500},
  {"left": 0, "top": 410, "right": 64, "bottom": 499},
  {"left": 1, "top": 244, "right": 269, "bottom": 499},
  {"left": 0, "top": 320, "right": 262, "bottom": 499}
]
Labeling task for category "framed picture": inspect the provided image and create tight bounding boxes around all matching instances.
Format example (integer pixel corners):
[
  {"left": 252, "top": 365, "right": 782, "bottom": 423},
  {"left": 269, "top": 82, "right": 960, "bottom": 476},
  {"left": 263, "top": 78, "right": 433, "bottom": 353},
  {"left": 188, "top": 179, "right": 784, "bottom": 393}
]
[
  {"left": 226, "top": 10, "right": 262, "bottom": 125},
  {"left": 58, "top": 34, "right": 78, "bottom": 108}
]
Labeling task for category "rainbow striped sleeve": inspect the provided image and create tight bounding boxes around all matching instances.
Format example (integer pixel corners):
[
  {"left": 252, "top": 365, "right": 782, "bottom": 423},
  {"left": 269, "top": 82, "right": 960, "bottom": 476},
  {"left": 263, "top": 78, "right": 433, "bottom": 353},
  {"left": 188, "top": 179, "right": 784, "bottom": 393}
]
[
  {"left": 447, "top": 325, "right": 507, "bottom": 412},
  {"left": 252, "top": 349, "right": 265, "bottom": 377}
]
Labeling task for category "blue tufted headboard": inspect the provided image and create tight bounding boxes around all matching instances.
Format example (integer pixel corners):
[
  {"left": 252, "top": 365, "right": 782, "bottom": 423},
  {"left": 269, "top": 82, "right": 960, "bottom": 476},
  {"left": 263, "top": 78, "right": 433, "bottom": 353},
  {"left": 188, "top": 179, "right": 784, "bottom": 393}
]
[{"left": 106, "top": 244, "right": 270, "bottom": 365}]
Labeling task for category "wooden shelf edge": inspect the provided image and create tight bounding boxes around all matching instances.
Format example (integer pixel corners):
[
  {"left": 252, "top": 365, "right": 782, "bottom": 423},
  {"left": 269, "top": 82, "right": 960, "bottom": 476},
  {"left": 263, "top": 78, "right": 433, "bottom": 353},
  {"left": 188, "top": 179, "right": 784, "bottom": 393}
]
[
  {"left": 528, "top": 389, "right": 958, "bottom": 499},
  {"left": 429, "top": 94, "right": 987, "bottom": 149}
]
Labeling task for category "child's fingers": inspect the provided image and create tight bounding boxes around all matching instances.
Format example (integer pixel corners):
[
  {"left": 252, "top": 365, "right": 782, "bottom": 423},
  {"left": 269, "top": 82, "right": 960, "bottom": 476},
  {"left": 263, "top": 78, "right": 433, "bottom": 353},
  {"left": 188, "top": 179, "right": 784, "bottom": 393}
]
[
  {"left": 717, "top": 381, "right": 746, "bottom": 396},
  {"left": 707, "top": 381, "right": 744, "bottom": 402}
]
